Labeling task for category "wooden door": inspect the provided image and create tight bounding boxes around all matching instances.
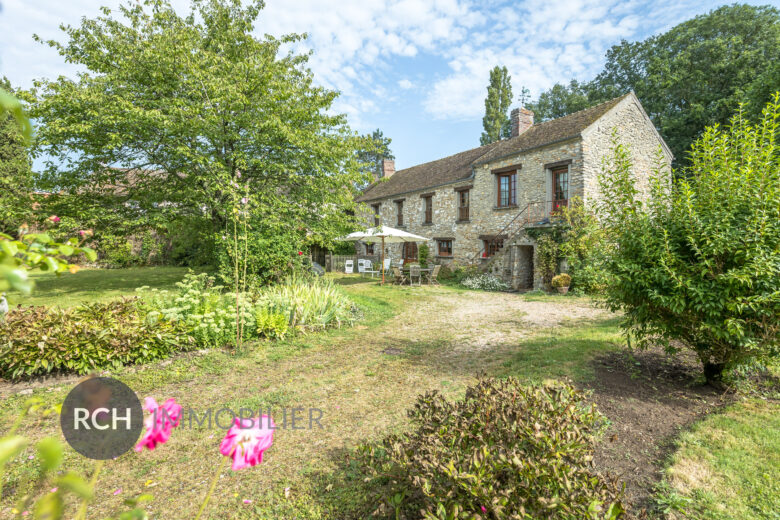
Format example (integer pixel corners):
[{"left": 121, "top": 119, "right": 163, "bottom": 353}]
[{"left": 403, "top": 242, "right": 418, "bottom": 263}]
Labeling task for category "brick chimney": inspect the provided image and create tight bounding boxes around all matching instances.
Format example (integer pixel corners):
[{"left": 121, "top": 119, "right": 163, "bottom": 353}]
[
  {"left": 510, "top": 108, "right": 534, "bottom": 137},
  {"left": 381, "top": 158, "right": 395, "bottom": 179}
]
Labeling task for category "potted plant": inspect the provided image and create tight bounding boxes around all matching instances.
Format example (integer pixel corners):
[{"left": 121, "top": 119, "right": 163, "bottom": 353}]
[{"left": 551, "top": 273, "right": 571, "bottom": 294}]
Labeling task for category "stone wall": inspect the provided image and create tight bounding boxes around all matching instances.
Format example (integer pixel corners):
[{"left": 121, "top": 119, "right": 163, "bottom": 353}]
[
  {"left": 581, "top": 95, "right": 673, "bottom": 205},
  {"left": 361, "top": 138, "right": 583, "bottom": 271},
  {"left": 357, "top": 94, "right": 670, "bottom": 289}
]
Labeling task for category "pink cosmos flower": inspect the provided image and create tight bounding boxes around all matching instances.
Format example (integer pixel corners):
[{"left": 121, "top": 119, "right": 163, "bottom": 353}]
[
  {"left": 241, "top": 197, "right": 248, "bottom": 205},
  {"left": 48, "top": 215, "right": 60, "bottom": 223},
  {"left": 135, "top": 397, "right": 182, "bottom": 452},
  {"left": 219, "top": 415, "right": 274, "bottom": 471}
]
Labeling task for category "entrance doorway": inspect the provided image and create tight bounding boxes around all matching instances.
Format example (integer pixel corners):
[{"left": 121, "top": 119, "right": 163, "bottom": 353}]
[{"left": 515, "top": 245, "right": 534, "bottom": 290}]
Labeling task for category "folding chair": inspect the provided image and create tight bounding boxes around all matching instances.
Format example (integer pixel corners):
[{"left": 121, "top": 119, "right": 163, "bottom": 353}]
[
  {"left": 344, "top": 260, "right": 354, "bottom": 274},
  {"left": 426, "top": 264, "right": 441, "bottom": 285},
  {"left": 391, "top": 267, "right": 407, "bottom": 285}
]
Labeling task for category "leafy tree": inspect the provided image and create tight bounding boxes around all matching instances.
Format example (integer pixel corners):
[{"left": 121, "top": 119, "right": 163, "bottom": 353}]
[
  {"left": 356, "top": 128, "right": 394, "bottom": 183},
  {"left": 29, "top": 0, "right": 366, "bottom": 281},
  {"left": 480, "top": 66, "right": 513, "bottom": 145},
  {"left": 530, "top": 4, "right": 780, "bottom": 164},
  {"left": 596, "top": 96, "right": 780, "bottom": 384},
  {"left": 527, "top": 80, "right": 602, "bottom": 121},
  {"left": 0, "top": 78, "right": 33, "bottom": 234}
]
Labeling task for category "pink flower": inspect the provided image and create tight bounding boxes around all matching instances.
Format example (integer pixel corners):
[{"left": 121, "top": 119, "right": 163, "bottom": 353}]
[
  {"left": 113, "top": 488, "right": 122, "bottom": 496},
  {"left": 48, "top": 215, "right": 60, "bottom": 223},
  {"left": 241, "top": 197, "right": 248, "bottom": 205},
  {"left": 242, "top": 499, "right": 252, "bottom": 505},
  {"left": 297, "top": 251, "right": 303, "bottom": 256},
  {"left": 135, "top": 397, "right": 182, "bottom": 452},
  {"left": 481, "top": 505, "right": 487, "bottom": 513},
  {"left": 219, "top": 415, "right": 274, "bottom": 471}
]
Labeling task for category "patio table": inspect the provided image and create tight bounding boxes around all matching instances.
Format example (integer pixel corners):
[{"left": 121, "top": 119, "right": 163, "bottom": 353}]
[{"left": 399, "top": 266, "right": 432, "bottom": 285}]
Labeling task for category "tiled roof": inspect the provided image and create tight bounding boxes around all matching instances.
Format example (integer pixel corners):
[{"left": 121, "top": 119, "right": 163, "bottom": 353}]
[
  {"left": 358, "top": 93, "right": 630, "bottom": 202},
  {"left": 357, "top": 141, "right": 500, "bottom": 202}
]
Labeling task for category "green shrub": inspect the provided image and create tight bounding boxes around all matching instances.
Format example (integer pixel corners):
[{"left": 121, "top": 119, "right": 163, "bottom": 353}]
[
  {"left": 551, "top": 273, "right": 572, "bottom": 288},
  {"left": 254, "top": 308, "right": 289, "bottom": 339},
  {"left": 418, "top": 243, "right": 430, "bottom": 268},
  {"left": 534, "top": 233, "right": 559, "bottom": 287},
  {"left": 97, "top": 233, "right": 139, "bottom": 268},
  {"left": 140, "top": 272, "right": 357, "bottom": 345},
  {"left": 460, "top": 273, "right": 509, "bottom": 291},
  {"left": 597, "top": 97, "right": 780, "bottom": 383},
  {"left": 215, "top": 224, "right": 306, "bottom": 287},
  {"left": 139, "top": 272, "right": 255, "bottom": 348},
  {"left": 438, "top": 263, "right": 476, "bottom": 284},
  {"left": 527, "top": 200, "right": 609, "bottom": 294},
  {"left": 359, "top": 377, "right": 624, "bottom": 519},
  {"left": 557, "top": 201, "right": 610, "bottom": 294},
  {"left": 0, "top": 298, "right": 194, "bottom": 379},
  {"left": 256, "top": 275, "right": 357, "bottom": 332}
]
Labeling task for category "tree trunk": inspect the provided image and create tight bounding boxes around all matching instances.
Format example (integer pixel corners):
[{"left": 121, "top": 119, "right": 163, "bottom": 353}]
[{"left": 702, "top": 361, "right": 726, "bottom": 386}]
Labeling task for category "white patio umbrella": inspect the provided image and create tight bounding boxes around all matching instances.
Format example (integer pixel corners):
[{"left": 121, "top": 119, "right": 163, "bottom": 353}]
[{"left": 338, "top": 225, "right": 429, "bottom": 284}]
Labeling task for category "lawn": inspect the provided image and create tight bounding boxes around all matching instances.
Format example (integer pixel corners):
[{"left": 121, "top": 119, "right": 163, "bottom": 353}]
[
  {"left": 5, "top": 267, "right": 192, "bottom": 307},
  {"left": 660, "top": 399, "right": 780, "bottom": 519},
  {"left": 1, "top": 270, "right": 777, "bottom": 519}
]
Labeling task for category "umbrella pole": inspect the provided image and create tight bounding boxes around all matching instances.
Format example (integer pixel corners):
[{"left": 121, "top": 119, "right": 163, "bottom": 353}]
[{"left": 381, "top": 236, "right": 385, "bottom": 285}]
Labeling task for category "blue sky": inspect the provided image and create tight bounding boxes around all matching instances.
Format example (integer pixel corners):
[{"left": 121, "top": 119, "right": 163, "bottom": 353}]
[{"left": 1, "top": 0, "right": 778, "bottom": 170}]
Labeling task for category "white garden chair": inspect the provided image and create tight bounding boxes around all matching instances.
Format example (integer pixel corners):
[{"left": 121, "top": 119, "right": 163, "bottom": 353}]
[
  {"left": 383, "top": 258, "right": 392, "bottom": 272},
  {"left": 357, "top": 259, "right": 367, "bottom": 274},
  {"left": 364, "top": 260, "right": 379, "bottom": 278},
  {"left": 344, "top": 260, "right": 354, "bottom": 274}
]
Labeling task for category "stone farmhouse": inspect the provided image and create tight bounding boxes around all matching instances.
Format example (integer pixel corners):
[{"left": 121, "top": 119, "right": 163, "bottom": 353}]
[{"left": 356, "top": 92, "right": 672, "bottom": 290}]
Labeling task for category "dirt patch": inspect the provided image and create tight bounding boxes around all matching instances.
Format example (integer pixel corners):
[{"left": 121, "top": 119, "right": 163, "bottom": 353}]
[
  {"left": 417, "top": 291, "right": 610, "bottom": 353},
  {"left": 584, "top": 347, "right": 731, "bottom": 515}
]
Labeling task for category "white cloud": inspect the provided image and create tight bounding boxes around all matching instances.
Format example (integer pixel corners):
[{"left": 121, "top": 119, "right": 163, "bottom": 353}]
[
  {"left": 421, "top": 0, "right": 652, "bottom": 120},
  {"left": 0, "top": 0, "right": 727, "bottom": 131}
]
